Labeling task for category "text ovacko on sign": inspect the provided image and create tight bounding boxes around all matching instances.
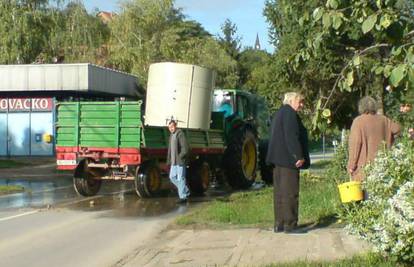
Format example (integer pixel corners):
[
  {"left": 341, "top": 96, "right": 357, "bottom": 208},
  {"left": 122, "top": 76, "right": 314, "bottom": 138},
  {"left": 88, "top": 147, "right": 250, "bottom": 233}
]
[{"left": 0, "top": 98, "right": 53, "bottom": 112}]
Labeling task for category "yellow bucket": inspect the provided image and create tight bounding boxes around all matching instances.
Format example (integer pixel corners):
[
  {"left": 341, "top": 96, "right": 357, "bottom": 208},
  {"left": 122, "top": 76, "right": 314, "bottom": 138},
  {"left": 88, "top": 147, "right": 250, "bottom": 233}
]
[{"left": 337, "top": 181, "right": 363, "bottom": 203}]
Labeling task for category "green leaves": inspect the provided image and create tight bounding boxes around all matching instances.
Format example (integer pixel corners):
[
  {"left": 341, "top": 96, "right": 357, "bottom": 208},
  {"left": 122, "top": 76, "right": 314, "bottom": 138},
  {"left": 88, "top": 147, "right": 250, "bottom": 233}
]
[
  {"left": 322, "top": 13, "right": 331, "bottom": 28},
  {"left": 346, "top": 70, "right": 354, "bottom": 87},
  {"left": 264, "top": 0, "right": 414, "bottom": 135},
  {"left": 361, "top": 14, "right": 377, "bottom": 34},
  {"left": 374, "top": 66, "right": 384, "bottom": 75},
  {"left": 407, "top": 48, "right": 414, "bottom": 64},
  {"left": 326, "top": 0, "right": 339, "bottom": 9},
  {"left": 313, "top": 7, "right": 324, "bottom": 21},
  {"left": 389, "top": 64, "right": 407, "bottom": 87},
  {"left": 353, "top": 56, "right": 361, "bottom": 66},
  {"left": 383, "top": 65, "right": 393, "bottom": 78},
  {"left": 380, "top": 14, "right": 392, "bottom": 29},
  {"left": 408, "top": 68, "right": 414, "bottom": 85},
  {"left": 332, "top": 12, "right": 343, "bottom": 30}
]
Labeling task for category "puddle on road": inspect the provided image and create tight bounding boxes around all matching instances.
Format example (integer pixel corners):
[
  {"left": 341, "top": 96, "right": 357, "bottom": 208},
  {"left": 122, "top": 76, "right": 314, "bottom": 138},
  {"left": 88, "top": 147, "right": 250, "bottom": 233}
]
[
  {"left": 66, "top": 185, "right": 231, "bottom": 218},
  {"left": 0, "top": 177, "right": 72, "bottom": 189},
  {"left": 68, "top": 194, "right": 179, "bottom": 217},
  {"left": 0, "top": 177, "right": 75, "bottom": 209}
]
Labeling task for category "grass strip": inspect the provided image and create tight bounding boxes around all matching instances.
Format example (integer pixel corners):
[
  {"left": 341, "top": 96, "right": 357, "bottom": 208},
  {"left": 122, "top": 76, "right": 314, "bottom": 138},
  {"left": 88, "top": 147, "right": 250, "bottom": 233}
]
[
  {"left": 263, "top": 253, "right": 405, "bottom": 267},
  {"left": 176, "top": 171, "right": 340, "bottom": 228},
  {"left": 0, "top": 159, "right": 29, "bottom": 169},
  {"left": 0, "top": 185, "right": 25, "bottom": 195}
]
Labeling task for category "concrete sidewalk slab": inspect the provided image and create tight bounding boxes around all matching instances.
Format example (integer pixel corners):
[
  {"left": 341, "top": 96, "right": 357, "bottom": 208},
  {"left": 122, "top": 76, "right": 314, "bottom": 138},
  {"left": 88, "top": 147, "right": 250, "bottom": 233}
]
[{"left": 118, "top": 227, "right": 371, "bottom": 267}]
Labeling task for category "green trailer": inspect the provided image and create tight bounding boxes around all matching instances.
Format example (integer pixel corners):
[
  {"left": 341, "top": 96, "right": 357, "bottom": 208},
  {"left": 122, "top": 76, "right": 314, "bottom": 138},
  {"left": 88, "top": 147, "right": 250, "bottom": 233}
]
[
  {"left": 55, "top": 86, "right": 271, "bottom": 198},
  {"left": 55, "top": 100, "right": 232, "bottom": 197}
]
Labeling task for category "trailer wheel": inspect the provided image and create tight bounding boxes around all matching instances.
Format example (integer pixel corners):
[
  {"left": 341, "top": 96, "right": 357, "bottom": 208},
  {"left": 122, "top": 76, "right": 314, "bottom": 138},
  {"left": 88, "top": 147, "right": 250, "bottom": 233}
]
[
  {"left": 224, "top": 128, "right": 257, "bottom": 189},
  {"left": 73, "top": 159, "right": 102, "bottom": 197},
  {"left": 259, "top": 140, "right": 273, "bottom": 185},
  {"left": 188, "top": 161, "right": 210, "bottom": 196},
  {"left": 135, "top": 161, "right": 162, "bottom": 198}
]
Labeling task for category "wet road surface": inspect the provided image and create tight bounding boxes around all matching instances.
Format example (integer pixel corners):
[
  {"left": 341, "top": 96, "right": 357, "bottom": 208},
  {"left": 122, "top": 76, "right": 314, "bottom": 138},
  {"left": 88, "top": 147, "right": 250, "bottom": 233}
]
[
  {"left": 0, "top": 160, "right": 232, "bottom": 217},
  {"left": 0, "top": 161, "right": 233, "bottom": 267},
  {"left": 0, "top": 175, "right": 231, "bottom": 215}
]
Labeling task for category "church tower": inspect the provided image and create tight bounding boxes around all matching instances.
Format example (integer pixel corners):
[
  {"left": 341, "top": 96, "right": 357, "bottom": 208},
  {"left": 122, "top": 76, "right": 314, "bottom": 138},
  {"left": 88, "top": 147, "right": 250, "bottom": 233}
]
[{"left": 255, "top": 33, "right": 261, "bottom": 50}]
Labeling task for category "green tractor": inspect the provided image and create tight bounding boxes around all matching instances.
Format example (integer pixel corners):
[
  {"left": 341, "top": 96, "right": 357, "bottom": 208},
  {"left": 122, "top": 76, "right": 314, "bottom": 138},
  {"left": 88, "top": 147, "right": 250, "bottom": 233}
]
[
  {"left": 55, "top": 63, "right": 274, "bottom": 198},
  {"left": 212, "top": 89, "right": 273, "bottom": 188}
]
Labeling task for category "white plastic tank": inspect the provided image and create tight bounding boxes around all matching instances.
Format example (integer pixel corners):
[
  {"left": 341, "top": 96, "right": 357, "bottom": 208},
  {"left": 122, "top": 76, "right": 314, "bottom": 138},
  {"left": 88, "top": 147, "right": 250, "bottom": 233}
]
[{"left": 144, "top": 62, "right": 215, "bottom": 130}]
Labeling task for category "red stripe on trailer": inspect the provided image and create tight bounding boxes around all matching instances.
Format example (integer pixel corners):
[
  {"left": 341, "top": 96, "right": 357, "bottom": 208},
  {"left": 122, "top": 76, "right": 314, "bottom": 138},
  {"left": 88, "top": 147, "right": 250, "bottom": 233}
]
[
  {"left": 55, "top": 146, "right": 142, "bottom": 166},
  {"left": 120, "top": 153, "right": 141, "bottom": 165},
  {"left": 119, "top": 148, "right": 141, "bottom": 153},
  {"left": 56, "top": 146, "right": 79, "bottom": 152}
]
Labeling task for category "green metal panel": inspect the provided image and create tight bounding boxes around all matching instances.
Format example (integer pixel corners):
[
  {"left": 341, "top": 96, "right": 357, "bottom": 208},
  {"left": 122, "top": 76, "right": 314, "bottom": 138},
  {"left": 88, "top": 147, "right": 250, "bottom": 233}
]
[
  {"left": 56, "top": 101, "right": 142, "bottom": 148},
  {"left": 142, "top": 127, "right": 168, "bottom": 148},
  {"left": 56, "top": 100, "right": 225, "bottom": 150},
  {"left": 142, "top": 126, "right": 225, "bottom": 150}
]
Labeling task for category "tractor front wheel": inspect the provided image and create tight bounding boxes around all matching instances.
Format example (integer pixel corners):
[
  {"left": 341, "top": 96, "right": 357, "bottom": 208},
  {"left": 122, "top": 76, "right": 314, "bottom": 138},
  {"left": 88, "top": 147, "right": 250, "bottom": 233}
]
[{"left": 224, "top": 128, "right": 257, "bottom": 189}]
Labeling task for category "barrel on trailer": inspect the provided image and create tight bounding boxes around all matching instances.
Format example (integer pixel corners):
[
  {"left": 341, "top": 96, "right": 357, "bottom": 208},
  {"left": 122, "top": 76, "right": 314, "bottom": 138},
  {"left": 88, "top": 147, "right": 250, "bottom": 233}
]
[{"left": 145, "top": 62, "right": 215, "bottom": 130}]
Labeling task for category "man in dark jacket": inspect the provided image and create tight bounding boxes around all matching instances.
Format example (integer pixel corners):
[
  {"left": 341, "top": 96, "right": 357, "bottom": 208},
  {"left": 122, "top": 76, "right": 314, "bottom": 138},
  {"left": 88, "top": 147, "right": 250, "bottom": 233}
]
[
  {"left": 266, "top": 92, "right": 310, "bottom": 233},
  {"left": 167, "top": 120, "right": 190, "bottom": 203}
]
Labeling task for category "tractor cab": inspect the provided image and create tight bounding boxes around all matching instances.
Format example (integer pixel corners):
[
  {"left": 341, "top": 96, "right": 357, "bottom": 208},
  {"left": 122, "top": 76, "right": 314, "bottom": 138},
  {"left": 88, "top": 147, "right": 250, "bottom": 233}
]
[
  {"left": 212, "top": 89, "right": 253, "bottom": 121},
  {"left": 212, "top": 89, "right": 269, "bottom": 139}
]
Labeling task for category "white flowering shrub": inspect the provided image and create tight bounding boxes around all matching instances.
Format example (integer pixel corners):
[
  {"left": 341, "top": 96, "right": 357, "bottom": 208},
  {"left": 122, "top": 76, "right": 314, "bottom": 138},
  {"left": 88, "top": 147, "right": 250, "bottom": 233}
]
[{"left": 344, "top": 139, "right": 414, "bottom": 264}]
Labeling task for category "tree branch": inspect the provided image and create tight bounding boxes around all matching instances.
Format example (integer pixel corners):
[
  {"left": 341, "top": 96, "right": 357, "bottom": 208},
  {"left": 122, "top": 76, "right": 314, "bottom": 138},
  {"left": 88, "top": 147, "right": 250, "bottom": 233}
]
[
  {"left": 406, "top": 30, "right": 414, "bottom": 38},
  {"left": 322, "top": 43, "right": 390, "bottom": 109}
]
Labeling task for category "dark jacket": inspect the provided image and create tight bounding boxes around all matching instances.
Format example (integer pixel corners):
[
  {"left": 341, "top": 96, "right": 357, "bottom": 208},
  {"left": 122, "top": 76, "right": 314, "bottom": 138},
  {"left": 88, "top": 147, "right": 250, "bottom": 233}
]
[
  {"left": 167, "top": 129, "right": 189, "bottom": 165},
  {"left": 266, "top": 104, "right": 310, "bottom": 169}
]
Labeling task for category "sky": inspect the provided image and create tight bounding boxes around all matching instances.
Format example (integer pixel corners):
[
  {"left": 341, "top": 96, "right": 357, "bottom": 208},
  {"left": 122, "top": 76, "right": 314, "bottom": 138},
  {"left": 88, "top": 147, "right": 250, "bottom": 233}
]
[{"left": 84, "top": 0, "right": 273, "bottom": 52}]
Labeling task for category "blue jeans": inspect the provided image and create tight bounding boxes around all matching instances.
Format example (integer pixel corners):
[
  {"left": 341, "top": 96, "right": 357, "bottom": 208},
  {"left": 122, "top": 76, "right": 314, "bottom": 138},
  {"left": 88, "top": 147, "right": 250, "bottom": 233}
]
[{"left": 169, "top": 165, "right": 189, "bottom": 200}]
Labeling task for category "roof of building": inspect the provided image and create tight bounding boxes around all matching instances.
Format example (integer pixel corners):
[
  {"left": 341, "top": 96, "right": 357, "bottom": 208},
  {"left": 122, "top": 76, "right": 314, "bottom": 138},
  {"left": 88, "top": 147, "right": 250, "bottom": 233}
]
[
  {"left": 97, "top": 11, "right": 116, "bottom": 24},
  {"left": 0, "top": 63, "right": 139, "bottom": 97}
]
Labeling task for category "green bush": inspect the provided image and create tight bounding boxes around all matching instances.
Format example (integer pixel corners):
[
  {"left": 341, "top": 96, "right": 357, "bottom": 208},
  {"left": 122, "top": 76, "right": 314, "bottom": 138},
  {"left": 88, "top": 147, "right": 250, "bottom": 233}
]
[
  {"left": 343, "top": 138, "right": 414, "bottom": 264},
  {"left": 326, "top": 134, "right": 349, "bottom": 186}
]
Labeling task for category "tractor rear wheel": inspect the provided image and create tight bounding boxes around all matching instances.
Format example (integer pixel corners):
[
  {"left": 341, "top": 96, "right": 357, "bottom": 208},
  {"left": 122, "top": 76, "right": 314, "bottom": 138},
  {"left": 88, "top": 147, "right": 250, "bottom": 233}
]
[
  {"left": 73, "top": 159, "right": 102, "bottom": 197},
  {"left": 188, "top": 161, "right": 211, "bottom": 196},
  {"left": 224, "top": 128, "right": 257, "bottom": 189},
  {"left": 135, "top": 161, "right": 162, "bottom": 198}
]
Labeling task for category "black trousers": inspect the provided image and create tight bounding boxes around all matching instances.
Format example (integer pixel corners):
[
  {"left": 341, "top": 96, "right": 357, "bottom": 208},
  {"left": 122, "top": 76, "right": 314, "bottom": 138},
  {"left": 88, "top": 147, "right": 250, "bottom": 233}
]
[{"left": 273, "top": 166, "right": 300, "bottom": 229}]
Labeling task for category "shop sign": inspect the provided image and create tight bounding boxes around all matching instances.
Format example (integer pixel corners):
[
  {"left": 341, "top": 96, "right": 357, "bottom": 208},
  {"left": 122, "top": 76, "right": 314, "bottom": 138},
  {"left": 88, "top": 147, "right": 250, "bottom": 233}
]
[{"left": 0, "top": 98, "right": 53, "bottom": 112}]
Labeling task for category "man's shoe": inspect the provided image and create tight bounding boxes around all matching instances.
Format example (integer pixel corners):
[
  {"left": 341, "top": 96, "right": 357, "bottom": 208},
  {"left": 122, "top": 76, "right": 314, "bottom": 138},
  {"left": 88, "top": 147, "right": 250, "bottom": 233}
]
[
  {"left": 284, "top": 227, "right": 307, "bottom": 234},
  {"left": 176, "top": 198, "right": 188, "bottom": 204},
  {"left": 274, "top": 226, "right": 284, "bottom": 233}
]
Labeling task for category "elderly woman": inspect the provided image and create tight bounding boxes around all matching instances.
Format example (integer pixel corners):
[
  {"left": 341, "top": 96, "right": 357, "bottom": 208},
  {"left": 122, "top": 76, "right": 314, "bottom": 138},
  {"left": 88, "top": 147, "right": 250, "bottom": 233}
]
[{"left": 348, "top": 96, "right": 401, "bottom": 181}]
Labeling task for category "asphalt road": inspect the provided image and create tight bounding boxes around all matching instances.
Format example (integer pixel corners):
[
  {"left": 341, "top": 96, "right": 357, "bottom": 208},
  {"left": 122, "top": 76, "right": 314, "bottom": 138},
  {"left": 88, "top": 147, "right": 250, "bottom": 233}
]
[
  {"left": 0, "top": 203, "right": 181, "bottom": 267},
  {"left": 0, "top": 160, "right": 230, "bottom": 267},
  {"left": 0, "top": 162, "right": 187, "bottom": 267}
]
